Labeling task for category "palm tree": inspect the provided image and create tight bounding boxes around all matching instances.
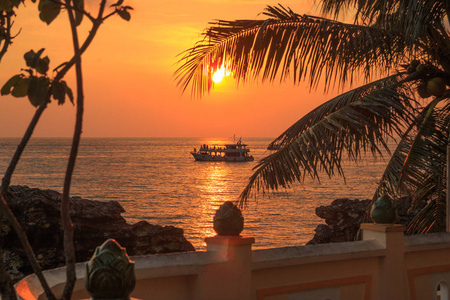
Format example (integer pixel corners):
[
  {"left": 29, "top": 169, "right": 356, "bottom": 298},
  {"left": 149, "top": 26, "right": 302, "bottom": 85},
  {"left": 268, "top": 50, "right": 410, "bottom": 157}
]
[{"left": 175, "top": 1, "right": 450, "bottom": 234}]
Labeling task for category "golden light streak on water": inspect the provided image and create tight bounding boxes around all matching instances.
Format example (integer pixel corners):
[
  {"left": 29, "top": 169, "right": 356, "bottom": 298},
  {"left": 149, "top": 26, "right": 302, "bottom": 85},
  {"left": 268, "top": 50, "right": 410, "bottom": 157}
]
[{"left": 195, "top": 164, "right": 234, "bottom": 248}]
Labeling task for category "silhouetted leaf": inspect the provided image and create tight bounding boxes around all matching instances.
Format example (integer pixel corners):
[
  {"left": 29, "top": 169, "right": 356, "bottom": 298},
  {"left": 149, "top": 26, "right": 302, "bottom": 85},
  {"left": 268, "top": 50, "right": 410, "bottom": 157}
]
[
  {"left": 73, "top": 0, "right": 84, "bottom": 26},
  {"left": 61, "top": 81, "right": 74, "bottom": 104},
  {"left": 52, "top": 81, "right": 65, "bottom": 104},
  {"left": 27, "top": 76, "right": 39, "bottom": 105},
  {"left": 33, "top": 48, "right": 45, "bottom": 65},
  {"left": 38, "top": 0, "right": 61, "bottom": 25},
  {"left": 1, "top": 75, "right": 22, "bottom": 95},
  {"left": 24, "top": 50, "right": 36, "bottom": 68},
  {"left": 24, "top": 48, "right": 46, "bottom": 70},
  {"left": 36, "top": 56, "right": 50, "bottom": 75},
  {"left": 117, "top": 9, "right": 131, "bottom": 21},
  {"left": 11, "top": 77, "right": 29, "bottom": 97},
  {"left": 27, "top": 76, "right": 49, "bottom": 106}
]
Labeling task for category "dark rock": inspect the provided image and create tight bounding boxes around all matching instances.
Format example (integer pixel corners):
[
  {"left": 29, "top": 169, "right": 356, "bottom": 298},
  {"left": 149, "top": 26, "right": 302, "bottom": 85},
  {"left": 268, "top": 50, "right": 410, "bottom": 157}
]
[
  {"left": 2, "top": 185, "right": 195, "bottom": 283},
  {"left": 307, "top": 197, "right": 416, "bottom": 245},
  {"left": 307, "top": 198, "right": 371, "bottom": 245}
]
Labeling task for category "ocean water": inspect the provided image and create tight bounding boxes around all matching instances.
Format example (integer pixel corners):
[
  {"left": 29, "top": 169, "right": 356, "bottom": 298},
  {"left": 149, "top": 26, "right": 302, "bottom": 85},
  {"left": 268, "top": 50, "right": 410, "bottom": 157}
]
[{"left": 0, "top": 137, "right": 390, "bottom": 250}]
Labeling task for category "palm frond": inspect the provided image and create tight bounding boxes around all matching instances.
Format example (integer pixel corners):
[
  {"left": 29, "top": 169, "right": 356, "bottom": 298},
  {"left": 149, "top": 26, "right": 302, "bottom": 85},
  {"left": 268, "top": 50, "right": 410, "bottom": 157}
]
[
  {"left": 174, "top": 5, "right": 404, "bottom": 97},
  {"left": 320, "top": 0, "right": 450, "bottom": 69},
  {"left": 238, "top": 74, "right": 415, "bottom": 206},
  {"left": 374, "top": 96, "right": 449, "bottom": 197},
  {"left": 407, "top": 190, "right": 446, "bottom": 234},
  {"left": 398, "top": 97, "right": 448, "bottom": 189},
  {"left": 372, "top": 129, "right": 410, "bottom": 201},
  {"left": 373, "top": 96, "right": 450, "bottom": 233},
  {"left": 369, "top": 4, "right": 450, "bottom": 73},
  {"left": 267, "top": 73, "right": 415, "bottom": 149},
  {"left": 320, "top": 0, "right": 447, "bottom": 40}
]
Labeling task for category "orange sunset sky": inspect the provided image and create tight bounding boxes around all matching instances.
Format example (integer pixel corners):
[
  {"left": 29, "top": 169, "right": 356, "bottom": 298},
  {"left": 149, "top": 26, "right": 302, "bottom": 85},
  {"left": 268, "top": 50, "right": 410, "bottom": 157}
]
[{"left": 0, "top": 0, "right": 344, "bottom": 138}]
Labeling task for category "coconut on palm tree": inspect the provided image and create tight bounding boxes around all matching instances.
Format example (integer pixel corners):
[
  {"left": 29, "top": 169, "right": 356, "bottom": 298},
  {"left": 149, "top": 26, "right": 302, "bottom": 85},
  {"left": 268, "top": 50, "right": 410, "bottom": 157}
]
[{"left": 175, "top": 1, "right": 450, "bottom": 234}]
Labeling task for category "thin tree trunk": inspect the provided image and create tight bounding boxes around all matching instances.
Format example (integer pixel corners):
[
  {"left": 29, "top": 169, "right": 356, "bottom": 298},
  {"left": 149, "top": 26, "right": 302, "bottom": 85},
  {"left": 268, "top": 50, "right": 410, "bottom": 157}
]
[
  {"left": 0, "top": 11, "right": 12, "bottom": 62},
  {"left": 60, "top": 1, "right": 85, "bottom": 298},
  {"left": 0, "top": 13, "right": 21, "bottom": 297}
]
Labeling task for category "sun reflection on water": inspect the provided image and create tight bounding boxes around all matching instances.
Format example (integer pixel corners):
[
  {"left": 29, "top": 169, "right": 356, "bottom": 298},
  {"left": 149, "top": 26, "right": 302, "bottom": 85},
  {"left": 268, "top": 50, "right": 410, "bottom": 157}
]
[{"left": 194, "top": 163, "right": 234, "bottom": 248}]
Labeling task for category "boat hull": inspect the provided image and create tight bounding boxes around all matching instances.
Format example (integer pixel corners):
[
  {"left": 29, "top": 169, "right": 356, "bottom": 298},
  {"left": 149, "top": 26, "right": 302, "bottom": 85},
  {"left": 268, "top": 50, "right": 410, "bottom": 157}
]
[{"left": 191, "top": 152, "right": 254, "bottom": 162}]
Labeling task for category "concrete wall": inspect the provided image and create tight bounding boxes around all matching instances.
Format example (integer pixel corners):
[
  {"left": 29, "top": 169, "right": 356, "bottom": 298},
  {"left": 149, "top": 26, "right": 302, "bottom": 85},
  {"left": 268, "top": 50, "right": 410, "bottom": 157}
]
[{"left": 15, "top": 224, "right": 450, "bottom": 300}]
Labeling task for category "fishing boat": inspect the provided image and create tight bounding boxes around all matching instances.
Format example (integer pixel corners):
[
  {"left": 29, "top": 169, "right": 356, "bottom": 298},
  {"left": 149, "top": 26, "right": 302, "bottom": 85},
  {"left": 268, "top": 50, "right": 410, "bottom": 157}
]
[{"left": 191, "top": 138, "right": 254, "bottom": 162}]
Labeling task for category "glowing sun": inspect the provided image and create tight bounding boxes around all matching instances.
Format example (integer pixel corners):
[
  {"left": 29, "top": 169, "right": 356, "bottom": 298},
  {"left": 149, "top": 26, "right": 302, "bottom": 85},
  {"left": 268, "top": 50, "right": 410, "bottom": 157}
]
[{"left": 212, "top": 66, "right": 226, "bottom": 83}]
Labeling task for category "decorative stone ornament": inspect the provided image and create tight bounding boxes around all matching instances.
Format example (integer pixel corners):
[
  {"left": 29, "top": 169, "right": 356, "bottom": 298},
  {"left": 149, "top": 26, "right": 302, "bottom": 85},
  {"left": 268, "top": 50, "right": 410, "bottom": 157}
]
[
  {"left": 370, "top": 195, "right": 396, "bottom": 224},
  {"left": 213, "top": 201, "right": 244, "bottom": 236},
  {"left": 85, "top": 239, "right": 136, "bottom": 300}
]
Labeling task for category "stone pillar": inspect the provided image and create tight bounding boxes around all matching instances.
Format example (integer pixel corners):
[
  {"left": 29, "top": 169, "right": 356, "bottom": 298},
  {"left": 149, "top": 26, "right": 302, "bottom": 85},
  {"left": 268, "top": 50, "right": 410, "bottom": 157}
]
[
  {"left": 361, "top": 223, "right": 406, "bottom": 300},
  {"left": 194, "top": 236, "right": 255, "bottom": 300}
]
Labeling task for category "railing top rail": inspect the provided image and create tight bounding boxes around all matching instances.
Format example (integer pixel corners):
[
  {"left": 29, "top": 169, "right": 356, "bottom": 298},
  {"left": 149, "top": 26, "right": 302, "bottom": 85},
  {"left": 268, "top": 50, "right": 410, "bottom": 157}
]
[
  {"left": 252, "top": 240, "right": 385, "bottom": 270},
  {"left": 405, "top": 232, "right": 450, "bottom": 252}
]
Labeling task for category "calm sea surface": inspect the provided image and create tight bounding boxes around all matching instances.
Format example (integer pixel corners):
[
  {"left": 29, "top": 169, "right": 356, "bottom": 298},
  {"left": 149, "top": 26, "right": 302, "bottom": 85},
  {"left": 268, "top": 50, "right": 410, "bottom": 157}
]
[{"left": 0, "top": 137, "right": 390, "bottom": 250}]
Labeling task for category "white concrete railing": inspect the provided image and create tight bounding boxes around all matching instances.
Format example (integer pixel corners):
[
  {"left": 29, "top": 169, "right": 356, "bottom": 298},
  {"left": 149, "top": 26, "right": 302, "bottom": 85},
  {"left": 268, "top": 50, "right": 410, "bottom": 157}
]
[{"left": 15, "top": 224, "right": 450, "bottom": 300}]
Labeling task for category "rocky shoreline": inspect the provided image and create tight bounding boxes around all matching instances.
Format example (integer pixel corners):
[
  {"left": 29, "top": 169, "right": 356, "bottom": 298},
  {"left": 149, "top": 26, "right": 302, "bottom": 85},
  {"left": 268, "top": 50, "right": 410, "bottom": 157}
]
[
  {"left": 307, "top": 197, "right": 416, "bottom": 245},
  {"left": 307, "top": 198, "right": 371, "bottom": 244},
  {"left": 2, "top": 185, "right": 195, "bottom": 282},
  {"left": 1, "top": 186, "right": 420, "bottom": 283}
]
